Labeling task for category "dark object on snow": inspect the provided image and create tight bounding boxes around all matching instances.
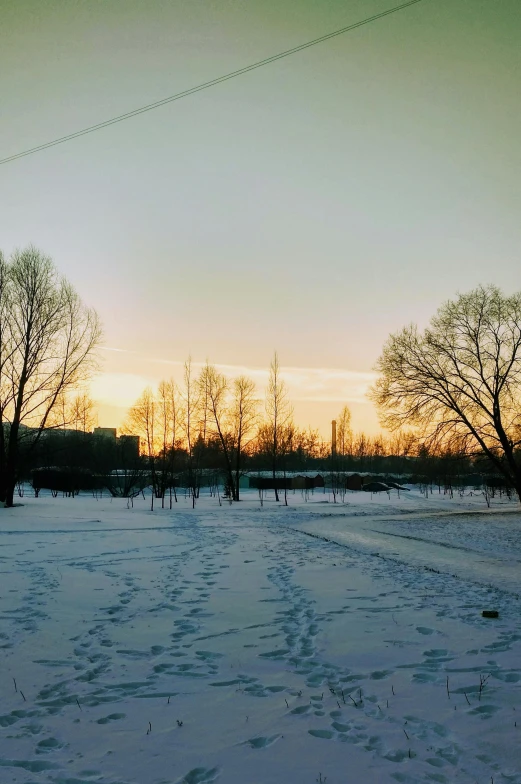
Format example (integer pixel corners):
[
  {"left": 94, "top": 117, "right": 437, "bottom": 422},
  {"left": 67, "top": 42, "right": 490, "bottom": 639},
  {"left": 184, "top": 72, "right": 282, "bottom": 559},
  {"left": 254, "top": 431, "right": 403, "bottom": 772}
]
[
  {"left": 482, "top": 610, "right": 499, "bottom": 619},
  {"left": 386, "top": 481, "right": 409, "bottom": 491},
  {"left": 32, "top": 467, "right": 104, "bottom": 496},
  {"left": 292, "top": 474, "right": 325, "bottom": 490},
  {"left": 346, "top": 473, "right": 363, "bottom": 491},
  {"left": 249, "top": 474, "right": 324, "bottom": 491},
  {"left": 362, "top": 481, "right": 390, "bottom": 492}
]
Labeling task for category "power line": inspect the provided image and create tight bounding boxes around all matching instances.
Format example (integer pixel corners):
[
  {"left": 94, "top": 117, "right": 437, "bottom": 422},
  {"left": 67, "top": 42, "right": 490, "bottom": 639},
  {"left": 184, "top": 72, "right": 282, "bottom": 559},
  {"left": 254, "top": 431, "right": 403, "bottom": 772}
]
[{"left": 1, "top": 0, "right": 426, "bottom": 166}]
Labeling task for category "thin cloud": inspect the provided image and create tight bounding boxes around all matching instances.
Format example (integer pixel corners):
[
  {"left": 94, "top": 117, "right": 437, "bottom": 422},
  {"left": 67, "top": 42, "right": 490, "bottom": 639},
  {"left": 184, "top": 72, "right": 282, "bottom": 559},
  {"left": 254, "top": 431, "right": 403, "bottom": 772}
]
[
  {"left": 100, "top": 345, "right": 135, "bottom": 354},
  {"left": 95, "top": 347, "right": 376, "bottom": 406}
]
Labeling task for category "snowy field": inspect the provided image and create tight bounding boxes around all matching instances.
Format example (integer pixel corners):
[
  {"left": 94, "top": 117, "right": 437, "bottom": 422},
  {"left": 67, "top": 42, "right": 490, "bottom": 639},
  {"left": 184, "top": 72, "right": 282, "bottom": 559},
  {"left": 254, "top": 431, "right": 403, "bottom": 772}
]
[{"left": 1, "top": 487, "right": 520, "bottom": 784}]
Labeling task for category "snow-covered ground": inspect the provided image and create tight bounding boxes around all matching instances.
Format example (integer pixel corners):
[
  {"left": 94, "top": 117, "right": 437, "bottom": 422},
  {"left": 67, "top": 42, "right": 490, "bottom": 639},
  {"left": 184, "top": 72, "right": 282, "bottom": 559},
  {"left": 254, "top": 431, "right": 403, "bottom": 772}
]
[{"left": 1, "top": 487, "right": 520, "bottom": 784}]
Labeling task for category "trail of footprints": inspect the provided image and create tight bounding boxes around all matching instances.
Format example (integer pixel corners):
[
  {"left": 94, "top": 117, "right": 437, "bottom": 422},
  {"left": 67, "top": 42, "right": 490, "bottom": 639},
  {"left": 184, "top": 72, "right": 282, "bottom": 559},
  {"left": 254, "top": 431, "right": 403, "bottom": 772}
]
[
  {"left": 1, "top": 518, "right": 241, "bottom": 782},
  {"left": 2, "top": 514, "right": 521, "bottom": 783},
  {"left": 249, "top": 531, "right": 521, "bottom": 784}
]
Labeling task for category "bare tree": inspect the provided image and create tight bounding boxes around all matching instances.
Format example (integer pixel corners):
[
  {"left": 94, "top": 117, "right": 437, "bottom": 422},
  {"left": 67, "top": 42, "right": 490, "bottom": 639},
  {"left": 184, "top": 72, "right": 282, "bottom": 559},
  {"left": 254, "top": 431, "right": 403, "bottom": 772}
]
[
  {"left": 230, "top": 375, "right": 258, "bottom": 500},
  {"left": 199, "top": 363, "right": 235, "bottom": 498},
  {"left": 353, "top": 432, "right": 369, "bottom": 470},
  {"left": 387, "top": 429, "right": 417, "bottom": 475},
  {"left": 368, "top": 435, "right": 385, "bottom": 472},
  {"left": 279, "top": 419, "right": 296, "bottom": 506},
  {"left": 157, "top": 379, "right": 179, "bottom": 507},
  {"left": 0, "top": 253, "right": 10, "bottom": 487},
  {"left": 336, "top": 405, "right": 352, "bottom": 467},
  {"left": 125, "top": 387, "right": 156, "bottom": 509},
  {"left": 0, "top": 247, "right": 101, "bottom": 506},
  {"left": 180, "top": 357, "right": 202, "bottom": 507},
  {"left": 124, "top": 381, "right": 182, "bottom": 508},
  {"left": 198, "top": 366, "right": 258, "bottom": 501},
  {"left": 264, "top": 352, "right": 293, "bottom": 502},
  {"left": 70, "top": 392, "right": 98, "bottom": 434},
  {"left": 370, "top": 285, "right": 521, "bottom": 501}
]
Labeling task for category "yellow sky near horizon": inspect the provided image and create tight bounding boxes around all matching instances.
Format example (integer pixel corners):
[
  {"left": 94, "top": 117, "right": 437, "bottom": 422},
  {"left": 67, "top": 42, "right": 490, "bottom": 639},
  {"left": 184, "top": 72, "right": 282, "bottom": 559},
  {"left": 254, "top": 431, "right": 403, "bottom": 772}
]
[{"left": 90, "top": 347, "right": 381, "bottom": 439}]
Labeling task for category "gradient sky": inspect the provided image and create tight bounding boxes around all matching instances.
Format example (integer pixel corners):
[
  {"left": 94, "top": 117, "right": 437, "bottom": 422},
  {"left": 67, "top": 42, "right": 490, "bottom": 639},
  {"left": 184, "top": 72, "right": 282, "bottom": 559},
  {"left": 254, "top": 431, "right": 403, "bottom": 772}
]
[{"left": 1, "top": 0, "right": 520, "bottom": 436}]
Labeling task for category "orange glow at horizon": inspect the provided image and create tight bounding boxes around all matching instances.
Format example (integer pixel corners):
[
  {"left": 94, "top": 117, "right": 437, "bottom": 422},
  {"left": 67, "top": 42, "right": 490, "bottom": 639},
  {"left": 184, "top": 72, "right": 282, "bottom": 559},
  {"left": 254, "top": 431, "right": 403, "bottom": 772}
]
[{"left": 89, "top": 349, "right": 382, "bottom": 438}]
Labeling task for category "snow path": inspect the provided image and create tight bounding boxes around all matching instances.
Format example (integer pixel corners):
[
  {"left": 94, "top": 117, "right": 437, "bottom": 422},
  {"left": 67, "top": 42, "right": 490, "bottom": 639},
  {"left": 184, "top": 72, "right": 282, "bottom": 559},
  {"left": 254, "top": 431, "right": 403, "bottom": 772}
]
[
  {"left": 288, "top": 506, "right": 521, "bottom": 595},
  {"left": 0, "top": 492, "right": 520, "bottom": 783}
]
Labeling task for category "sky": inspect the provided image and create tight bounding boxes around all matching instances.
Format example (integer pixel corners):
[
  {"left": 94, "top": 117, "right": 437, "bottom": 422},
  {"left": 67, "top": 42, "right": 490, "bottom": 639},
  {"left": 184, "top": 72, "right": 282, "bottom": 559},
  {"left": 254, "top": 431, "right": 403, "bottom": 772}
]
[{"left": 1, "top": 0, "right": 520, "bottom": 437}]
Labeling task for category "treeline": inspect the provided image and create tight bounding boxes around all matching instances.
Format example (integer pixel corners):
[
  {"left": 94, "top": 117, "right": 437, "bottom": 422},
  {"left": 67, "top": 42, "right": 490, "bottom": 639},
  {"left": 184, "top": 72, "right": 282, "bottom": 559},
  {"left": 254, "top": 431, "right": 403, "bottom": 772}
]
[
  {"left": 107, "top": 354, "right": 508, "bottom": 504},
  {"left": 119, "top": 354, "right": 412, "bottom": 505},
  {"left": 4, "top": 252, "right": 519, "bottom": 507},
  {"left": 13, "top": 348, "right": 513, "bottom": 507},
  {"left": 16, "top": 347, "right": 514, "bottom": 505},
  {"left": 19, "top": 416, "right": 511, "bottom": 506}
]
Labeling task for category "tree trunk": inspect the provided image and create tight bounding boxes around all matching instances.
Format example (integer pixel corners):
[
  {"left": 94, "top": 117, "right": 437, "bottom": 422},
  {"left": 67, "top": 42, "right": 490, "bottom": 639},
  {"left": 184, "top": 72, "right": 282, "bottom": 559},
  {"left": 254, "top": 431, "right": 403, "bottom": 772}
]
[
  {"left": 0, "top": 422, "right": 6, "bottom": 503},
  {"left": 3, "top": 420, "right": 21, "bottom": 507},
  {"left": 234, "top": 466, "right": 240, "bottom": 502},
  {"left": 3, "top": 469, "right": 16, "bottom": 507},
  {"left": 512, "top": 470, "right": 521, "bottom": 504}
]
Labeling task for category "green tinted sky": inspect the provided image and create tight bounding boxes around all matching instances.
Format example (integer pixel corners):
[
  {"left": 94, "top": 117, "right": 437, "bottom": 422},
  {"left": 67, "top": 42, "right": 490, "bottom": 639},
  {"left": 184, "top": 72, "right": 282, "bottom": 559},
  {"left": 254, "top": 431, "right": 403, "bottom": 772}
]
[{"left": 1, "top": 0, "right": 520, "bottom": 433}]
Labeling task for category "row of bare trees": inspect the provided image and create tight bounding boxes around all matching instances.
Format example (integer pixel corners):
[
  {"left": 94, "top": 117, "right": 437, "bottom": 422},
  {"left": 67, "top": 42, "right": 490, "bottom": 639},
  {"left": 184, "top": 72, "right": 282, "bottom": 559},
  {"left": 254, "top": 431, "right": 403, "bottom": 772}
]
[
  {"left": 124, "top": 360, "right": 259, "bottom": 506},
  {"left": 123, "top": 349, "right": 445, "bottom": 503},
  {"left": 4, "top": 250, "right": 517, "bottom": 506},
  {"left": 124, "top": 352, "right": 353, "bottom": 505}
]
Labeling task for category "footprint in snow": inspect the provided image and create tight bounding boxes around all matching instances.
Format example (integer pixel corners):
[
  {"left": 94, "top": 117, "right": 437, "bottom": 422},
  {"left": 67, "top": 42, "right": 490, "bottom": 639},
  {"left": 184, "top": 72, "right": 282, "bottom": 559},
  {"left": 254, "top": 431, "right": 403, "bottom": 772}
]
[
  {"left": 195, "top": 650, "right": 223, "bottom": 660},
  {"left": 35, "top": 737, "right": 62, "bottom": 754},
  {"left": 370, "top": 669, "right": 392, "bottom": 680},
  {"left": 290, "top": 705, "right": 310, "bottom": 715},
  {"left": 0, "top": 758, "right": 57, "bottom": 773},
  {"left": 412, "top": 672, "right": 438, "bottom": 684},
  {"left": 243, "top": 735, "right": 281, "bottom": 749},
  {"left": 469, "top": 704, "right": 500, "bottom": 718},
  {"left": 96, "top": 713, "right": 126, "bottom": 724},
  {"left": 176, "top": 766, "right": 220, "bottom": 783},
  {"left": 308, "top": 729, "right": 334, "bottom": 739}
]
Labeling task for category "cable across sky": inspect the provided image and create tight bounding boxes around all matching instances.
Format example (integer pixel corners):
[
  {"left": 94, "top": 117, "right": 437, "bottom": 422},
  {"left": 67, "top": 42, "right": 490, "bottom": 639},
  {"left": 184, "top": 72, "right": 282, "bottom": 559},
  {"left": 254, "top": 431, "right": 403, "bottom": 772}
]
[{"left": 0, "top": 0, "right": 427, "bottom": 166}]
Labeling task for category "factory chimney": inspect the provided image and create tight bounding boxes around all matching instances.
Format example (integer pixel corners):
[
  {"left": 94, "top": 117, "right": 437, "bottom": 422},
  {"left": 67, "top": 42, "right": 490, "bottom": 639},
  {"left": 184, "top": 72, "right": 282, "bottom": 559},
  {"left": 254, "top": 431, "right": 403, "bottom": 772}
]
[{"left": 331, "top": 420, "right": 337, "bottom": 456}]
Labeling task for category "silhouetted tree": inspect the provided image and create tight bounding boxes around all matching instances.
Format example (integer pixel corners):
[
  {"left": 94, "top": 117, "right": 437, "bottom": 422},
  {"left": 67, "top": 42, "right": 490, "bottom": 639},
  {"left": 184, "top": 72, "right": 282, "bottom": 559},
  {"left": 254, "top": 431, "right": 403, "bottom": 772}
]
[
  {"left": 371, "top": 285, "right": 521, "bottom": 501},
  {"left": 230, "top": 375, "right": 258, "bottom": 500},
  {"left": 157, "top": 379, "right": 180, "bottom": 506},
  {"left": 0, "top": 247, "right": 101, "bottom": 506},
  {"left": 264, "top": 352, "right": 292, "bottom": 502},
  {"left": 336, "top": 405, "right": 352, "bottom": 468},
  {"left": 125, "top": 387, "right": 156, "bottom": 508},
  {"left": 180, "top": 357, "right": 203, "bottom": 506}
]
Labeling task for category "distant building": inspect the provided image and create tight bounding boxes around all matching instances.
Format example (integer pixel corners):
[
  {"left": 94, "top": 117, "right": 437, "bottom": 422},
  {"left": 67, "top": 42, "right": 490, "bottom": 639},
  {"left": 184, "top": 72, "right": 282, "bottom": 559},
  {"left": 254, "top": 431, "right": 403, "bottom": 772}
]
[
  {"left": 93, "top": 427, "right": 117, "bottom": 441},
  {"left": 91, "top": 427, "right": 140, "bottom": 461},
  {"left": 293, "top": 474, "right": 325, "bottom": 490},
  {"left": 248, "top": 474, "right": 324, "bottom": 491},
  {"left": 346, "top": 473, "right": 363, "bottom": 491}
]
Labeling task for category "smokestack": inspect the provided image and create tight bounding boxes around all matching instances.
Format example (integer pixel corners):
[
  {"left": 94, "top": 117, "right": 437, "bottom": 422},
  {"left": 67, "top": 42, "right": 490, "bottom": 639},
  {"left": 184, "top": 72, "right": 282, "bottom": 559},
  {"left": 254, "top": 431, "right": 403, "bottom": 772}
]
[{"left": 331, "top": 420, "right": 337, "bottom": 456}]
